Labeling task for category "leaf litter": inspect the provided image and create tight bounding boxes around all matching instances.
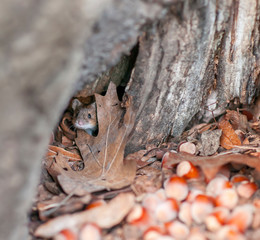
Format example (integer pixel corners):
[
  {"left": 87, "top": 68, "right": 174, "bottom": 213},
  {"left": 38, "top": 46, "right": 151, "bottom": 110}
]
[
  {"left": 31, "top": 90, "right": 260, "bottom": 239},
  {"left": 46, "top": 82, "right": 136, "bottom": 195},
  {"left": 35, "top": 193, "right": 135, "bottom": 238}
]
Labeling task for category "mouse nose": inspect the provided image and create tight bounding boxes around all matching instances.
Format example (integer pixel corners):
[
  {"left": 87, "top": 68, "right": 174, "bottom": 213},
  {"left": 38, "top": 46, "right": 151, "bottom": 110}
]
[{"left": 78, "top": 120, "right": 84, "bottom": 126}]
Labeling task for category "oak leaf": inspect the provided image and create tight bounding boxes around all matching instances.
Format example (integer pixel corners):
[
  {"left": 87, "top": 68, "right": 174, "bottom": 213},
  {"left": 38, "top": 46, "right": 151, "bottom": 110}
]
[
  {"left": 46, "top": 145, "right": 81, "bottom": 161},
  {"left": 46, "top": 82, "right": 136, "bottom": 194},
  {"left": 35, "top": 193, "right": 135, "bottom": 238},
  {"left": 225, "top": 110, "right": 248, "bottom": 131},
  {"left": 219, "top": 119, "right": 241, "bottom": 149}
]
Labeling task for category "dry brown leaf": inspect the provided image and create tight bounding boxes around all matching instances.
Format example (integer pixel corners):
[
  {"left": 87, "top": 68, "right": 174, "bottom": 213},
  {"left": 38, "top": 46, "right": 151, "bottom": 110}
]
[
  {"left": 200, "top": 129, "right": 222, "bottom": 156},
  {"left": 125, "top": 148, "right": 171, "bottom": 167},
  {"left": 241, "top": 109, "right": 254, "bottom": 121},
  {"left": 36, "top": 184, "right": 57, "bottom": 204},
  {"left": 57, "top": 174, "right": 95, "bottom": 196},
  {"left": 47, "top": 145, "right": 82, "bottom": 161},
  {"left": 141, "top": 148, "right": 160, "bottom": 162},
  {"left": 188, "top": 123, "right": 214, "bottom": 139},
  {"left": 37, "top": 194, "right": 91, "bottom": 221},
  {"left": 250, "top": 120, "right": 260, "bottom": 133},
  {"left": 46, "top": 82, "right": 136, "bottom": 194},
  {"left": 59, "top": 112, "right": 76, "bottom": 140},
  {"left": 225, "top": 110, "right": 240, "bottom": 129},
  {"left": 46, "top": 154, "right": 104, "bottom": 196},
  {"left": 61, "top": 135, "right": 74, "bottom": 147},
  {"left": 94, "top": 187, "right": 132, "bottom": 200},
  {"left": 43, "top": 181, "right": 61, "bottom": 195},
  {"left": 162, "top": 151, "right": 260, "bottom": 180},
  {"left": 242, "top": 137, "right": 250, "bottom": 145},
  {"left": 225, "top": 110, "right": 248, "bottom": 131},
  {"left": 125, "top": 150, "right": 154, "bottom": 169},
  {"left": 125, "top": 150, "right": 147, "bottom": 161},
  {"left": 246, "top": 135, "right": 260, "bottom": 145},
  {"left": 132, "top": 171, "right": 162, "bottom": 196},
  {"left": 54, "top": 126, "right": 63, "bottom": 143},
  {"left": 219, "top": 119, "right": 241, "bottom": 149},
  {"left": 35, "top": 193, "right": 135, "bottom": 238}
]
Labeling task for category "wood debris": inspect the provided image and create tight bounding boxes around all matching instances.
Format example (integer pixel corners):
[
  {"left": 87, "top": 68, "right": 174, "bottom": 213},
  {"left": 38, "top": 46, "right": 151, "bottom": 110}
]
[{"left": 30, "top": 88, "right": 260, "bottom": 239}]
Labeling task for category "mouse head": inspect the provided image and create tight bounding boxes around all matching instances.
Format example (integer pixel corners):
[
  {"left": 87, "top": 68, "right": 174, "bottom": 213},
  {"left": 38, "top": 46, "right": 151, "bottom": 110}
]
[{"left": 72, "top": 99, "right": 97, "bottom": 132}]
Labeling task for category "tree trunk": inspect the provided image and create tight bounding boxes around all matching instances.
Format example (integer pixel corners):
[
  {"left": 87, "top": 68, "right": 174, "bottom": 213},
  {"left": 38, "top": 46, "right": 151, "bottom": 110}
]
[
  {"left": 126, "top": 0, "right": 260, "bottom": 153},
  {"left": 0, "top": 0, "right": 259, "bottom": 239}
]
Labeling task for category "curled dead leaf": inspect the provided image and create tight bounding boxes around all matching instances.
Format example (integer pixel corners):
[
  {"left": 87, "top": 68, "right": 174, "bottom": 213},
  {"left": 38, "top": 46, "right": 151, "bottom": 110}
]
[
  {"left": 46, "top": 82, "right": 136, "bottom": 194},
  {"left": 187, "top": 123, "right": 215, "bottom": 140},
  {"left": 60, "top": 112, "right": 76, "bottom": 140},
  {"left": 47, "top": 145, "right": 82, "bottom": 161},
  {"left": 219, "top": 119, "right": 241, "bottom": 150},
  {"left": 37, "top": 194, "right": 91, "bottom": 221},
  {"left": 225, "top": 110, "right": 248, "bottom": 131},
  {"left": 35, "top": 193, "right": 135, "bottom": 238},
  {"left": 250, "top": 120, "right": 260, "bottom": 133}
]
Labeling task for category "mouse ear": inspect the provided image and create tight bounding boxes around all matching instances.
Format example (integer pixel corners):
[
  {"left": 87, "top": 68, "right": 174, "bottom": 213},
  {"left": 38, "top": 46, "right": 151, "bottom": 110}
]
[
  {"left": 72, "top": 99, "right": 82, "bottom": 110},
  {"left": 90, "top": 102, "right": 96, "bottom": 108}
]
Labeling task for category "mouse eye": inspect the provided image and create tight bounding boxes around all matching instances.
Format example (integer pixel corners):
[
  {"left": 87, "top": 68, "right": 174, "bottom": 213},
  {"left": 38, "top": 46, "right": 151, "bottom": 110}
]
[{"left": 88, "top": 113, "right": 91, "bottom": 119}]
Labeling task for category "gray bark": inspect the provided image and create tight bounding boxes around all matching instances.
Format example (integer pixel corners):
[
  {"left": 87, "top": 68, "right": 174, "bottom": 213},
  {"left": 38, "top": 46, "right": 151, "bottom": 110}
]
[
  {"left": 126, "top": 0, "right": 260, "bottom": 153},
  {"left": 0, "top": 1, "right": 104, "bottom": 239},
  {"left": 0, "top": 0, "right": 259, "bottom": 239}
]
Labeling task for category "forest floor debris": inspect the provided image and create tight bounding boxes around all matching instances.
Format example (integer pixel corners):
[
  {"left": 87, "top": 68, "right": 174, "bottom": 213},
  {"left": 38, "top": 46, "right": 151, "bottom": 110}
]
[{"left": 30, "top": 86, "right": 260, "bottom": 239}]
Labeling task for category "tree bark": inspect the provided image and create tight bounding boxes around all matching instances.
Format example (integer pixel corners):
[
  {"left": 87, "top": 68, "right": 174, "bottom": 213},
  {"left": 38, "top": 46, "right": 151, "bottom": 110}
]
[
  {"left": 0, "top": 0, "right": 259, "bottom": 239},
  {"left": 0, "top": 1, "right": 103, "bottom": 239},
  {"left": 126, "top": 0, "right": 260, "bottom": 153}
]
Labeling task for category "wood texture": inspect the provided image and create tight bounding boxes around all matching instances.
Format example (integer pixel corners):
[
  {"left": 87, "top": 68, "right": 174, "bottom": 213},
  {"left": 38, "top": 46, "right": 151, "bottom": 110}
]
[
  {"left": 126, "top": 0, "right": 260, "bottom": 153},
  {"left": 0, "top": 1, "right": 108, "bottom": 239},
  {"left": 0, "top": 0, "right": 259, "bottom": 239}
]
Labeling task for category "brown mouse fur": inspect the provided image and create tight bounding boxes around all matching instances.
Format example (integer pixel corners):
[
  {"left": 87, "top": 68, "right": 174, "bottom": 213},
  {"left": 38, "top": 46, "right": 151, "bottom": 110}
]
[{"left": 72, "top": 99, "right": 98, "bottom": 136}]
